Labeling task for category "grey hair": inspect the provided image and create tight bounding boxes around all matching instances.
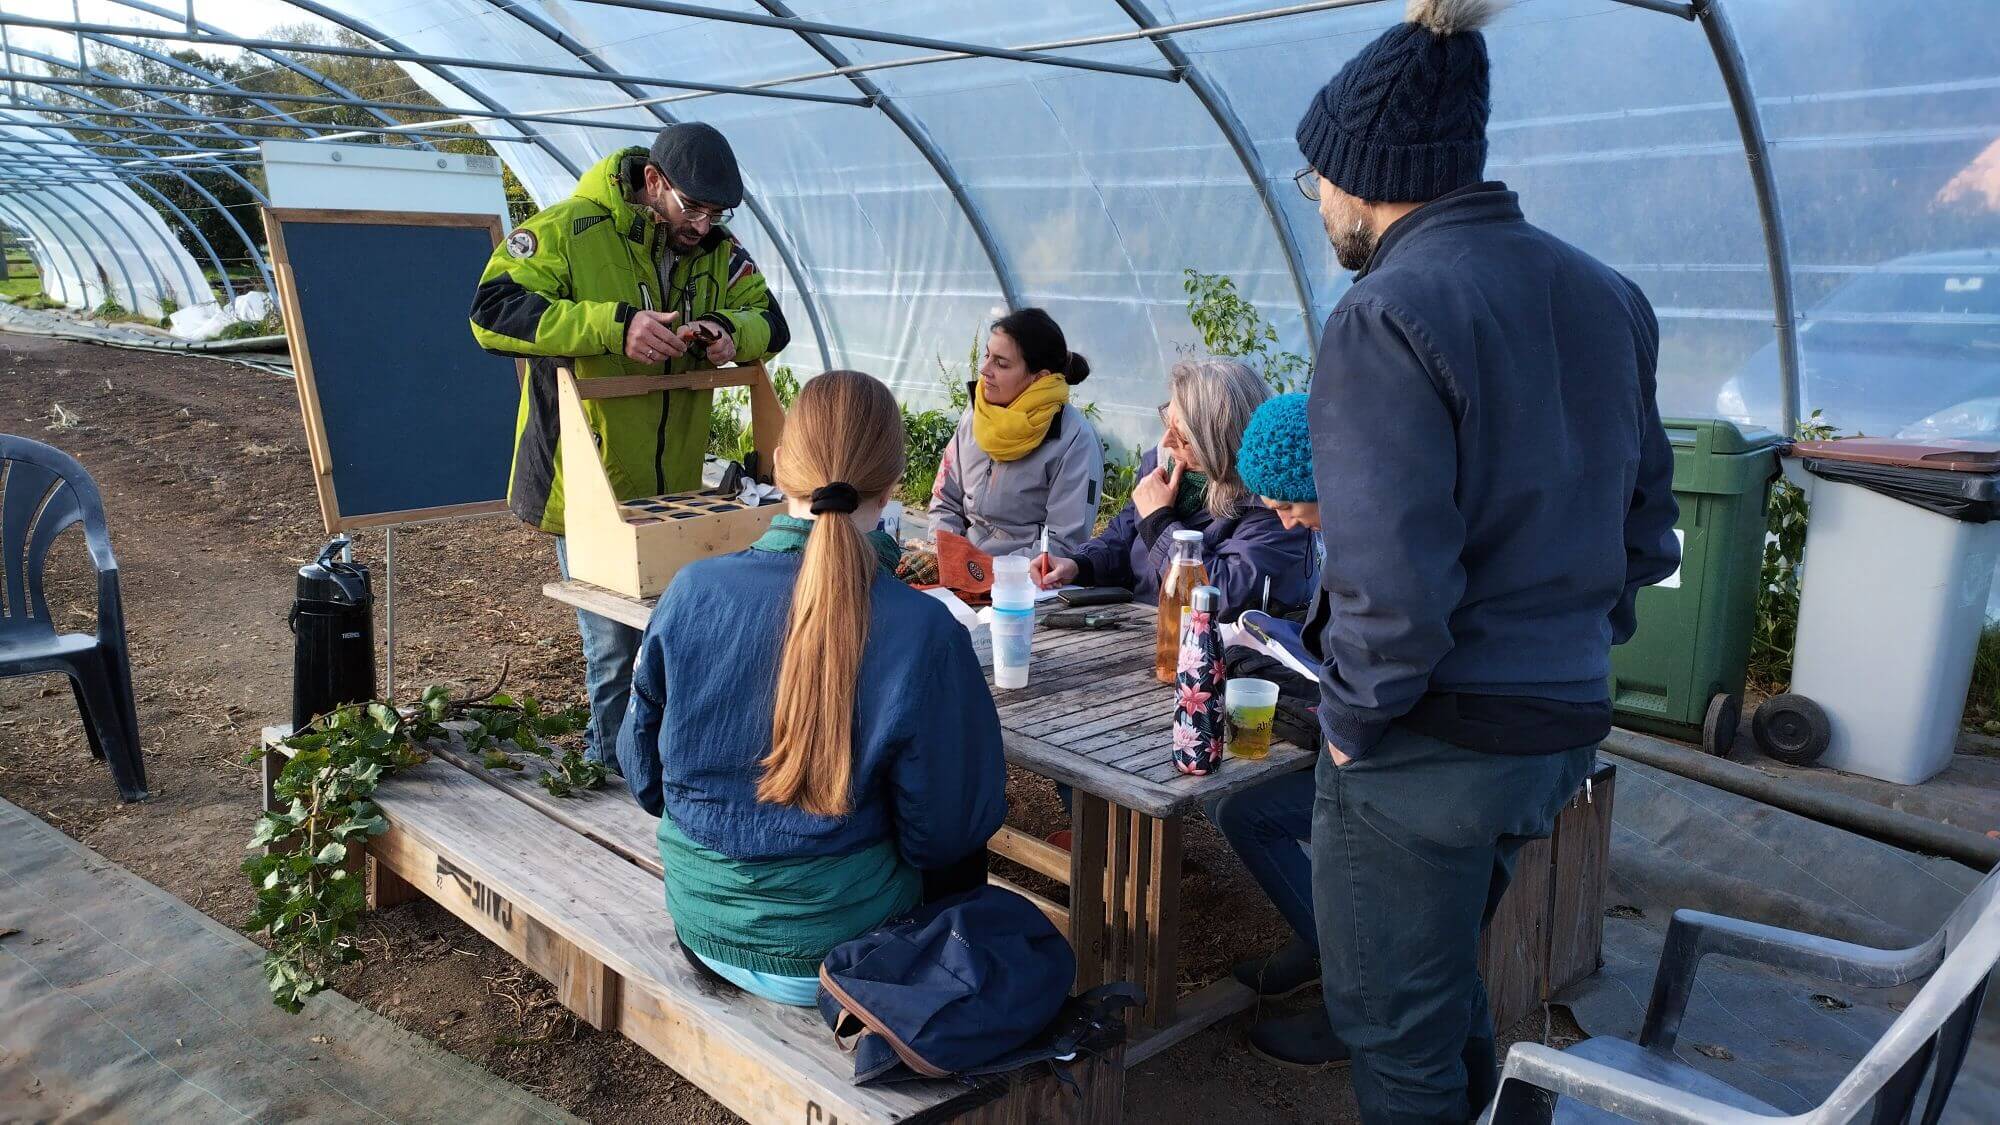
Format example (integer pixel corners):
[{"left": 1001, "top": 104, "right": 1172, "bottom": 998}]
[{"left": 1167, "top": 357, "right": 1272, "bottom": 520}]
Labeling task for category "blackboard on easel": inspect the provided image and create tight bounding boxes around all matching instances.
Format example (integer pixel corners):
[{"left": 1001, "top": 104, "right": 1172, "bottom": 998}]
[{"left": 264, "top": 207, "right": 523, "bottom": 533}]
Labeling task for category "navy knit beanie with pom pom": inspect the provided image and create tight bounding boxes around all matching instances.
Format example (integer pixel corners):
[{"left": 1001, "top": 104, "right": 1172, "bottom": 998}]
[
  {"left": 1296, "top": 0, "right": 1500, "bottom": 203},
  {"left": 1236, "top": 394, "right": 1316, "bottom": 504}
]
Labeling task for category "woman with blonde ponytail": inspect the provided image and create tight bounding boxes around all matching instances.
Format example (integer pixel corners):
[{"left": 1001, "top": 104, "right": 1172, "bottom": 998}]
[{"left": 616, "top": 370, "right": 1007, "bottom": 1006}]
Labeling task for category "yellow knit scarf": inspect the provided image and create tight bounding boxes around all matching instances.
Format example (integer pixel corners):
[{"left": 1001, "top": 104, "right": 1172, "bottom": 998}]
[{"left": 971, "top": 374, "right": 1070, "bottom": 462}]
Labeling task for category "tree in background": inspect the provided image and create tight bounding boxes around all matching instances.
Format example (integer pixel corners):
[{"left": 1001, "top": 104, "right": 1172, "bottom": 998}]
[{"left": 37, "top": 26, "right": 517, "bottom": 294}]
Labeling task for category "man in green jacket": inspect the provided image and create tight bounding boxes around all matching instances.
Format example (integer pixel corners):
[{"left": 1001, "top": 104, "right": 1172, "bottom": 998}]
[{"left": 469, "top": 121, "right": 789, "bottom": 769}]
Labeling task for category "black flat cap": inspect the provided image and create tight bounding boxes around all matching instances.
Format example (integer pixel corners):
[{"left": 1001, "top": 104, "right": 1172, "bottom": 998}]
[{"left": 648, "top": 122, "right": 743, "bottom": 210}]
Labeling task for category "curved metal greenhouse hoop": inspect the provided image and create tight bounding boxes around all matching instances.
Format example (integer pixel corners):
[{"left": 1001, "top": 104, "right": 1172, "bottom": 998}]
[
  {"left": 275, "top": 0, "right": 586, "bottom": 180},
  {"left": 1109, "top": 0, "right": 1319, "bottom": 346},
  {"left": 102, "top": 0, "right": 437, "bottom": 147},
  {"left": 49, "top": 181, "right": 171, "bottom": 305},
  {"left": 22, "top": 186, "right": 142, "bottom": 311},
  {"left": 743, "top": 0, "right": 1026, "bottom": 313},
  {"left": 468, "top": 0, "right": 836, "bottom": 369},
  {"left": 0, "top": 196, "right": 87, "bottom": 305},
  {"left": 1, "top": 99, "right": 242, "bottom": 304},
  {"left": 4, "top": 51, "right": 280, "bottom": 292},
  {"left": 4, "top": 192, "right": 121, "bottom": 308},
  {"left": 0, "top": 127, "right": 184, "bottom": 304}
]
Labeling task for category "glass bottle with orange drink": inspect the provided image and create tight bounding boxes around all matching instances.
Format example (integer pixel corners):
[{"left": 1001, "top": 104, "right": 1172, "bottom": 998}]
[{"left": 1155, "top": 529, "right": 1208, "bottom": 682}]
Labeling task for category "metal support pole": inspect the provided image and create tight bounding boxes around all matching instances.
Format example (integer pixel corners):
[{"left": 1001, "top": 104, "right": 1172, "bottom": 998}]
[
  {"left": 478, "top": 0, "right": 838, "bottom": 370},
  {"left": 271, "top": 0, "right": 584, "bottom": 181},
  {"left": 0, "top": 116, "right": 207, "bottom": 304},
  {"left": 0, "top": 70, "right": 740, "bottom": 138},
  {"left": 0, "top": 101, "right": 526, "bottom": 146},
  {"left": 0, "top": 197, "right": 85, "bottom": 304},
  {"left": 744, "top": 0, "right": 1024, "bottom": 314},
  {"left": 383, "top": 527, "right": 396, "bottom": 704},
  {"left": 109, "top": 0, "right": 433, "bottom": 147},
  {"left": 1695, "top": 0, "right": 1801, "bottom": 437},
  {"left": 1112, "top": 0, "right": 1320, "bottom": 345},
  {"left": 20, "top": 187, "right": 141, "bottom": 311},
  {"left": 0, "top": 14, "right": 874, "bottom": 107},
  {"left": 560, "top": 0, "right": 1179, "bottom": 82},
  {"left": 4, "top": 84, "right": 282, "bottom": 294}
]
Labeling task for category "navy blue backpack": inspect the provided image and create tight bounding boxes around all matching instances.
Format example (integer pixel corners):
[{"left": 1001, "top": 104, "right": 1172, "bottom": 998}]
[{"left": 816, "top": 885, "right": 1140, "bottom": 1085}]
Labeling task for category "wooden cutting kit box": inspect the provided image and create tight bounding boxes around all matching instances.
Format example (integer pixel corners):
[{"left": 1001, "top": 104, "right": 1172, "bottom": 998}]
[{"left": 555, "top": 362, "right": 785, "bottom": 599}]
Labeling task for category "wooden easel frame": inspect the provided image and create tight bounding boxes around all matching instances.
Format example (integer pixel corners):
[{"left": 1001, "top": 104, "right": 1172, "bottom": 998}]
[
  {"left": 264, "top": 206, "right": 524, "bottom": 534},
  {"left": 555, "top": 362, "right": 786, "bottom": 598}
]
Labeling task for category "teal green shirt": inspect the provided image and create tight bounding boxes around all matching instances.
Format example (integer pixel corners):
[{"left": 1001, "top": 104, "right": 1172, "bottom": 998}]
[{"left": 659, "top": 816, "right": 921, "bottom": 977}]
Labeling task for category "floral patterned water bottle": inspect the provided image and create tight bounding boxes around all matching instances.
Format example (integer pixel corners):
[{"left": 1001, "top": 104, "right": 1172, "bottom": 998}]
[{"left": 1172, "top": 585, "right": 1226, "bottom": 776}]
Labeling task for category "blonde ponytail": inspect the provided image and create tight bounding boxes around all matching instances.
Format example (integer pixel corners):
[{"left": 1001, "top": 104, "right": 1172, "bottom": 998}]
[{"left": 761, "top": 371, "right": 906, "bottom": 817}]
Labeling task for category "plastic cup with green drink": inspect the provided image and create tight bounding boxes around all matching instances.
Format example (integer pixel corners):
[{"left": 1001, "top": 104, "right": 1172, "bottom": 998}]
[{"left": 1225, "top": 678, "right": 1279, "bottom": 760}]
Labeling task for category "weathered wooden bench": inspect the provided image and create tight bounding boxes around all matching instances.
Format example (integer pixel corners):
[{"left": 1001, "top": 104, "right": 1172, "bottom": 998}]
[{"left": 261, "top": 730, "right": 1124, "bottom": 1125}]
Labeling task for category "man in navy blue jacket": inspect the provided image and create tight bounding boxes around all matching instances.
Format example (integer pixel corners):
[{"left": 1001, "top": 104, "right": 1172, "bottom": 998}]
[{"left": 1288, "top": 1, "right": 1680, "bottom": 1120}]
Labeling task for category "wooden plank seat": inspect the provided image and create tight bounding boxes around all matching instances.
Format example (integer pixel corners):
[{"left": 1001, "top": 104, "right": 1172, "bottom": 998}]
[{"left": 261, "top": 730, "right": 1123, "bottom": 1125}]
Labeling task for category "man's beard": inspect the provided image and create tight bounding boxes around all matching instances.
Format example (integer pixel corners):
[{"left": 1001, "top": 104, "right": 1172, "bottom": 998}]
[{"left": 1329, "top": 218, "right": 1376, "bottom": 272}]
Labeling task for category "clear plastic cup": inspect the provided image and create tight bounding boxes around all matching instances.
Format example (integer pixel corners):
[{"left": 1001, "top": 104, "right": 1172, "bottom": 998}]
[
  {"left": 1225, "top": 678, "right": 1280, "bottom": 760},
  {"left": 990, "top": 608, "right": 1034, "bottom": 689}
]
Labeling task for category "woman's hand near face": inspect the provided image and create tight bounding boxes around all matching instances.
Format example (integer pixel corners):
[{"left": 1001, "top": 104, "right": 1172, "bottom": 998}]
[
  {"left": 1030, "top": 554, "right": 1078, "bottom": 589},
  {"left": 1131, "top": 460, "right": 1184, "bottom": 519}
]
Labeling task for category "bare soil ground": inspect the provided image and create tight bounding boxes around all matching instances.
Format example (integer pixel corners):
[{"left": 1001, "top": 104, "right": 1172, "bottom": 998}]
[{"left": 0, "top": 334, "right": 1568, "bottom": 1123}]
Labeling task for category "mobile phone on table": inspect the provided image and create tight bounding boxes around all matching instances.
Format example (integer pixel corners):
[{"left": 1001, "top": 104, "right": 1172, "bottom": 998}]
[
  {"left": 1044, "top": 611, "right": 1123, "bottom": 631},
  {"left": 1056, "top": 586, "right": 1132, "bottom": 608}
]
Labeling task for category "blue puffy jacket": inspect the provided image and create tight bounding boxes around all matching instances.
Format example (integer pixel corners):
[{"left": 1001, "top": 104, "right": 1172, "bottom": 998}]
[{"left": 1071, "top": 448, "right": 1318, "bottom": 619}]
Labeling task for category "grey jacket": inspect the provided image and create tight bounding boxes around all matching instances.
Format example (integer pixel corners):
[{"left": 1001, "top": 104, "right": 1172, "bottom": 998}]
[{"left": 928, "top": 403, "right": 1103, "bottom": 557}]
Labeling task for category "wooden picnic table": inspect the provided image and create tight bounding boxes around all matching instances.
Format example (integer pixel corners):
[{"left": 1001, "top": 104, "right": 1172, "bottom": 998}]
[{"left": 545, "top": 579, "right": 1316, "bottom": 1063}]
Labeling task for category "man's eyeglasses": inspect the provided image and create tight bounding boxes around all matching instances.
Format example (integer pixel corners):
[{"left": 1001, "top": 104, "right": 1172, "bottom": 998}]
[
  {"left": 667, "top": 183, "right": 734, "bottom": 227},
  {"left": 1293, "top": 167, "right": 1320, "bottom": 201}
]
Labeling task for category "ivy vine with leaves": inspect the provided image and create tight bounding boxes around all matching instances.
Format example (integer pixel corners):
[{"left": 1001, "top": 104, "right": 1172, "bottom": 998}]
[{"left": 244, "top": 675, "right": 589, "bottom": 1012}]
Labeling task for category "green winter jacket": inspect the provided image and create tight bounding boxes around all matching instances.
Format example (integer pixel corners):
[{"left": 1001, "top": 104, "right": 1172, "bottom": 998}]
[{"left": 469, "top": 148, "right": 789, "bottom": 534}]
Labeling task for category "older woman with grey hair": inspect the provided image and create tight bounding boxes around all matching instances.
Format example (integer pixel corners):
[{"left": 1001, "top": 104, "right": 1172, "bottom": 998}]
[{"left": 1032, "top": 358, "right": 1318, "bottom": 618}]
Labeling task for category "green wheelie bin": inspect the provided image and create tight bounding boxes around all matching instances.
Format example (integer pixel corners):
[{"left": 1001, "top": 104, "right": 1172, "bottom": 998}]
[{"left": 1609, "top": 418, "right": 1783, "bottom": 755}]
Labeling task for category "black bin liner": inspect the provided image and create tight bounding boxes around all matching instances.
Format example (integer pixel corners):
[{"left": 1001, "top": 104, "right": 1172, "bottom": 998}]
[{"left": 1801, "top": 458, "right": 2000, "bottom": 523}]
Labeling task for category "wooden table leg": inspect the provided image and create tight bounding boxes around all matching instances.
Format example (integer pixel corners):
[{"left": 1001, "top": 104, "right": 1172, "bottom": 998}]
[
  {"left": 1144, "top": 814, "right": 1184, "bottom": 1028},
  {"left": 1069, "top": 795, "right": 1109, "bottom": 990}
]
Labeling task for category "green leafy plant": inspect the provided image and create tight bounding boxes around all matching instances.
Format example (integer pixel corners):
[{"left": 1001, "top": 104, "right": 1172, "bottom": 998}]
[
  {"left": 243, "top": 678, "right": 585, "bottom": 1012},
  {"left": 1096, "top": 448, "right": 1142, "bottom": 531},
  {"left": 217, "top": 310, "right": 283, "bottom": 340},
  {"left": 897, "top": 334, "right": 981, "bottom": 508},
  {"left": 707, "top": 364, "right": 800, "bottom": 463},
  {"left": 539, "top": 748, "right": 610, "bottom": 797},
  {"left": 1746, "top": 411, "right": 1837, "bottom": 692},
  {"left": 1183, "top": 269, "right": 1310, "bottom": 393}
]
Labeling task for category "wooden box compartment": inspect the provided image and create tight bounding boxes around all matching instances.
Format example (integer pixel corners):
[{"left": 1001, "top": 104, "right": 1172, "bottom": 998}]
[
  {"left": 1479, "top": 759, "right": 1616, "bottom": 1032},
  {"left": 555, "top": 363, "right": 784, "bottom": 599}
]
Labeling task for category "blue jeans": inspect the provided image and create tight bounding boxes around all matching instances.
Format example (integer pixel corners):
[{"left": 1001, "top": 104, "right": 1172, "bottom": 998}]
[
  {"left": 1312, "top": 727, "right": 1593, "bottom": 1125},
  {"left": 554, "top": 537, "right": 642, "bottom": 768},
  {"left": 1203, "top": 769, "right": 1316, "bottom": 949}
]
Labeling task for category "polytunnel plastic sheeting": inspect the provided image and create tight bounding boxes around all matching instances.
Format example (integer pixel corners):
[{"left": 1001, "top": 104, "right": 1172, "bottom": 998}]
[
  {"left": 359, "top": 0, "right": 836, "bottom": 379},
  {"left": 336, "top": 0, "right": 1811, "bottom": 449},
  {"left": 27, "top": 0, "right": 1993, "bottom": 448}
]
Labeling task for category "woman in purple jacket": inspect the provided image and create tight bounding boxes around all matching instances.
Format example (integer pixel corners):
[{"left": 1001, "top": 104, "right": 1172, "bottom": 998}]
[{"left": 1031, "top": 358, "right": 1317, "bottom": 618}]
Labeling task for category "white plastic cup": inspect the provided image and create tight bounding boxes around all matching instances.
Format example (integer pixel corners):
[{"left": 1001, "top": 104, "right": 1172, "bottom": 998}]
[
  {"left": 990, "top": 608, "right": 1034, "bottom": 689},
  {"left": 990, "top": 554, "right": 1036, "bottom": 613},
  {"left": 878, "top": 500, "right": 904, "bottom": 541}
]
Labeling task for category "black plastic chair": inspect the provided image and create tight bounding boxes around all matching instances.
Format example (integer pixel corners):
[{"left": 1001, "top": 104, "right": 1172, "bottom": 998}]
[{"left": 0, "top": 434, "right": 146, "bottom": 801}]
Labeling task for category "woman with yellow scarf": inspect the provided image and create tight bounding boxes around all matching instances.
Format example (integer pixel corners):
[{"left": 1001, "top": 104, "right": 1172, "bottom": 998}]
[{"left": 928, "top": 308, "right": 1105, "bottom": 557}]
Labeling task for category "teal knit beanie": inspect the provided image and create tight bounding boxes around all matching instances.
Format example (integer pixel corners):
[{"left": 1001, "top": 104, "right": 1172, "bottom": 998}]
[{"left": 1236, "top": 394, "right": 1315, "bottom": 503}]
